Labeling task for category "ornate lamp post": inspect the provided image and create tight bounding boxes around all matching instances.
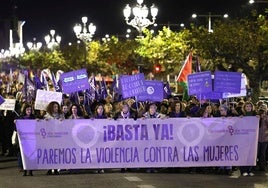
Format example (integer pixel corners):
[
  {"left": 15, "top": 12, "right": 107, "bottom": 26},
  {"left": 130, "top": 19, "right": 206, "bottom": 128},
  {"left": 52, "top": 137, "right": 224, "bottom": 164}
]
[
  {"left": 44, "top": 29, "right": 61, "bottom": 50},
  {"left": 192, "top": 12, "right": 228, "bottom": 33},
  {"left": 249, "top": 0, "right": 268, "bottom": 3},
  {"left": 0, "top": 49, "right": 11, "bottom": 59},
  {"left": 26, "top": 37, "right": 42, "bottom": 51},
  {"left": 73, "top": 16, "right": 96, "bottom": 43},
  {"left": 123, "top": 0, "right": 158, "bottom": 36}
]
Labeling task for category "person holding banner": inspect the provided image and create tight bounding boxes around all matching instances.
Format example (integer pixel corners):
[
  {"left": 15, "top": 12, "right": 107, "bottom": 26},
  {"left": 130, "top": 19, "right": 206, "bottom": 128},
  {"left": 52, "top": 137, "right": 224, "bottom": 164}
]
[
  {"left": 113, "top": 101, "right": 137, "bottom": 120},
  {"left": 257, "top": 108, "right": 268, "bottom": 172},
  {"left": 239, "top": 101, "right": 257, "bottom": 177},
  {"left": 143, "top": 102, "right": 165, "bottom": 173},
  {"left": 199, "top": 103, "right": 214, "bottom": 118},
  {"left": 44, "top": 101, "right": 65, "bottom": 121},
  {"left": 15, "top": 103, "right": 35, "bottom": 176},
  {"left": 143, "top": 102, "right": 166, "bottom": 119},
  {"left": 168, "top": 101, "right": 186, "bottom": 118},
  {"left": 61, "top": 105, "right": 70, "bottom": 119},
  {"left": 68, "top": 104, "right": 84, "bottom": 119},
  {"left": 92, "top": 103, "right": 107, "bottom": 173},
  {"left": 113, "top": 101, "right": 137, "bottom": 173},
  {"left": 216, "top": 104, "right": 233, "bottom": 175},
  {"left": 43, "top": 101, "right": 65, "bottom": 175}
]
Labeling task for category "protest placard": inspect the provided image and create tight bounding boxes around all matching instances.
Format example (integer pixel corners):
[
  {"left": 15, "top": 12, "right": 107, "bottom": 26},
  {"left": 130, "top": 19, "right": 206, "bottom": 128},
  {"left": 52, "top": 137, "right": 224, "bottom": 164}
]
[
  {"left": 34, "top": 89, "right": 62, "bottom": 110},
  {"left": 61, "top": 69, "right": 89, "bottom": 94}
]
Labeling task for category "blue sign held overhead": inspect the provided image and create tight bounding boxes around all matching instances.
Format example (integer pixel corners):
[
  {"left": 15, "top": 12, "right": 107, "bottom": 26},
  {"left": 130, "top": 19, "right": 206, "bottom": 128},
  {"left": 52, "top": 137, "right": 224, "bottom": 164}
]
[
  {"left": 119, "top": 73, "right": 146, "bottom": 99},
  {"left": 60, "top": 69, "right": 89, "bottom": 94},
  {"left": 187, "top": 71, "right": 213, "bottom": 95},
  {"left": 137, "top": 80, "right": 163, "bottom": 102},
  {"left": 214, "top": 71, "right": 241, "bottom": 93}
]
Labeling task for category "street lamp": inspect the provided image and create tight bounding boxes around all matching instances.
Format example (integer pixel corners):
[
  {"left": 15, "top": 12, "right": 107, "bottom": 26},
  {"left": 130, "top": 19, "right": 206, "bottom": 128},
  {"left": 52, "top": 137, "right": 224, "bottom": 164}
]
[
  {"left": 249, "top": 0, "right": 268, "bottom": 3},
  {"left": 0, "top": 49, "right": 11, "bottom": 59},
  {"left": 123, "top": 0, "right": 158, "bottom": 36},
  {"left": 73, "top": 16, "right": 96, "bottom": 43},
  {"left": 26, "top": 37, "right": 42, "bottom": 51},
  {"left": 192, "top": 12, "right": 228, "bottom": 33},
  {"left": 44, "top": 29, "right": 61, "bottom": 49},
  {"left": 102, "top": 34, "right": 110, "bottom": 42}
]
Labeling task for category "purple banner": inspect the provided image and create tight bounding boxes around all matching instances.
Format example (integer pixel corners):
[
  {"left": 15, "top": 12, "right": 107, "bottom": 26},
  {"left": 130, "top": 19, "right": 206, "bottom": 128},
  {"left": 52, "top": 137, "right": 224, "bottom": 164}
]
[
  {"left": 187, "top": 71, "right": 212, "bottom": 95},
  {"left": 16, "top": 117, "right": 259, "bottom": 170},
  {"left": 119, "top": 73, "right": 146, "bottom": 99},
  {"left": 60, "top": 69, "right": 89, "bottom": 94},
  {"left": 214, "top": 71, "right": 241, "bottom": 93},
  {"left": 137, "top": 80, "right": 163, "bottom": 102}
]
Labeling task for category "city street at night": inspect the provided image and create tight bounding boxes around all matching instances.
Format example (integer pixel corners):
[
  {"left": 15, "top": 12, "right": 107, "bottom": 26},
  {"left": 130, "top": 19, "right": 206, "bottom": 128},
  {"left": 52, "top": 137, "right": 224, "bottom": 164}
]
[{"left": 1, "top": 157, "right": 268, "bottom": 188}]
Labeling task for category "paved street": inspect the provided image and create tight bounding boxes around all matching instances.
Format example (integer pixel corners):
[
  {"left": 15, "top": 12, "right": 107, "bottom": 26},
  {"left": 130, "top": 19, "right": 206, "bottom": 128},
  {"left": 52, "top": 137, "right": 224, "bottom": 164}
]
[{"left": 0, "top": 157, "right": 268, "bottom": 188}]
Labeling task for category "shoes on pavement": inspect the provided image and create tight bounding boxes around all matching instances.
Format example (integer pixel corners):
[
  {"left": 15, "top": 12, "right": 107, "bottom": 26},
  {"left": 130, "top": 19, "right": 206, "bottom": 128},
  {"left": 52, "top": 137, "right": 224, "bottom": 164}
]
[
  {"left": 46, "top": 170, "right": 52, "bottom": 175},
  {"left": 146, "top": 168, "right": 158, "bottom": 173},
  {"left": 121, "top": 168, "right": 127, "bottom": 173},
  {"left": 98, "top": 169, "right": 104, "bottom": 174},
  {"left": 242, "top": 172, "right": 248, "bottom": 176},
  {"left": 54, "top": 170, "right": 60, "bottom": 175},
  {"left": 248, "top": 172, "right": 254, "bottom": 176}
]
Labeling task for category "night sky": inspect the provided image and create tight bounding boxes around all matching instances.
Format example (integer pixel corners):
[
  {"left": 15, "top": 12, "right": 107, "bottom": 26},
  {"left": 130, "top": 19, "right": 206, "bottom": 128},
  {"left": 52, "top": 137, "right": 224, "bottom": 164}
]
[{"left": 0, "top": 0, "right": 256, "bottom": 45}]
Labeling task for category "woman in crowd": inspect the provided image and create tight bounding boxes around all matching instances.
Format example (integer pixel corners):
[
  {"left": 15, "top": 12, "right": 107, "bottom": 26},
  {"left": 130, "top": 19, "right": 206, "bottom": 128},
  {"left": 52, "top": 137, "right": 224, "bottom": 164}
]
[
  {"left": 61, "top": 104, "right": 70, "bottom": 119},
  {"left": 92, "top": 103, "right": 107, "bottom": 173},
  {"left": 216, "top": 104, "right": 233, "bottom": 175},
  {"left": 239, "top": 101, "right": 257, "bottom": 177},
  {"left": 113, "top": 101, "right": 137, "bottom": 173},
  {"left": 44, "top": 101, "right": 65, "bottom": 175},
  {"left": 68, "top": 103, "right": 84, "bottom": 119},
  {"left": 168, "top": 100, "right": 186, "bottom": 118},
  {"left": 143, "top": 102, "right": 166, "bottom": 119},
  {"left": 113, "top": 101, "right": 137, "bottom": 120},
  {"left": 1, "top": 95, "right": 18, "bottom": 157},
  {"left": 257, "top": 108, "right": 268, "bottom": 172},
  {"left": 199, "top": 103, "right": 214, "bottom": 118},
  {"left": 143, "top": 102, "right": 165, "bottom": 173}
]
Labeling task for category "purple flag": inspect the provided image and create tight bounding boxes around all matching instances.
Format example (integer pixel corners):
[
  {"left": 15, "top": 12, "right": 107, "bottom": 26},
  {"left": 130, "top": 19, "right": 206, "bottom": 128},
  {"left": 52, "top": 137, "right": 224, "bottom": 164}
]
[
  {"left": 22, "top": 70, "right": 28, "bottom": 101},
  {"left": 0, "top": 95, "right": 5, "bottom": 105},
  {"left": 163, "top": 82, "right": 171, "bottom": 99},
  {"left": 51, "top": 72, "right": 61, "bottom": 92},
  {"left": 33, "top": 74, "right": 43, "bottom": 90},
  {"left": 100, "top": 77, "right": 108, "bottom": 100},
  {"left": 88, "top": 75, "right": 96, "bottom": 101}
]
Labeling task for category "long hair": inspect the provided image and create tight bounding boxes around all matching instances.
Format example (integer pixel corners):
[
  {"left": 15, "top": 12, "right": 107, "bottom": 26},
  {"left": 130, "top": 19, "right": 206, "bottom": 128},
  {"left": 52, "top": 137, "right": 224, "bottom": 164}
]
[
  {"left": 46, "top": 101, "right": 62, "bottom": 115},
  {"left": 70, "top": 103, "right": 84, "bottom": 117},
  {"left": 20, "top": 103, "right": 33, "bottom": 117}
]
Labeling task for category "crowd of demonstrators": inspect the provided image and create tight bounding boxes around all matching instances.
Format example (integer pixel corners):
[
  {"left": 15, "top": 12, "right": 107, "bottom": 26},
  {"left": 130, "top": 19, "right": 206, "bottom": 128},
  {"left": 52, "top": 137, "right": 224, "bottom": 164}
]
[{"left": 1, "top": 71, "right": 268, "bottom": 177}]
